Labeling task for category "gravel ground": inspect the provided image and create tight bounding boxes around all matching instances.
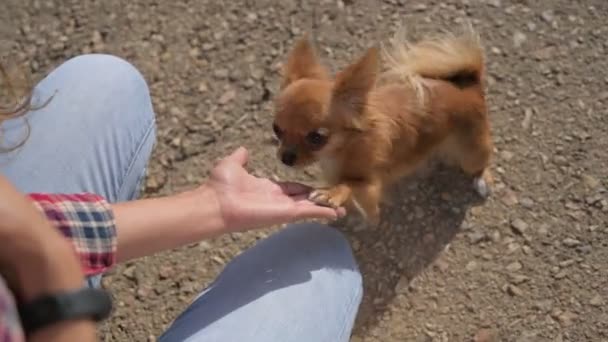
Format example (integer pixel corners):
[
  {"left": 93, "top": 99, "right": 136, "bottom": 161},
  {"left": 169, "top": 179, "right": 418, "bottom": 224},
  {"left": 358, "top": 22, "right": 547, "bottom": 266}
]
[{"left": 2, "top": 0, "right": 608, "bottom": 341}]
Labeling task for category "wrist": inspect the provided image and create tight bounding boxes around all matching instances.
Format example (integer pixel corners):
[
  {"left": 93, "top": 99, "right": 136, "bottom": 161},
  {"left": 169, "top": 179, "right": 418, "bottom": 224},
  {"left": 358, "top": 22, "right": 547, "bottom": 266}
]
[
  {"left": 20, "top": 286, "right": 111, "bottom": 340},
  {"left": 183, "top": 183, "right": 227, "bottom": 238},
  {"left": 29, "top": 320, "right": 97, "bottom": 342}
]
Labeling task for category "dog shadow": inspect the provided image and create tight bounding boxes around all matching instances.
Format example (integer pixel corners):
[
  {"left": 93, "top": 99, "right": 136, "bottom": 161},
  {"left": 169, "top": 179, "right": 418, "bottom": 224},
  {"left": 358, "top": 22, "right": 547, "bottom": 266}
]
[{"left": 332, "top": 165, "right": 486, "bottom": 334}]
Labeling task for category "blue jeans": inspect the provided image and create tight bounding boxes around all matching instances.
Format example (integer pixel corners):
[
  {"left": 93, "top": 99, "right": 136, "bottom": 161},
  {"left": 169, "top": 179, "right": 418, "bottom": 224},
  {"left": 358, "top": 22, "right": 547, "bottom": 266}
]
[{"left": 0, "top": 54, "right": 362, "bottom": 341}]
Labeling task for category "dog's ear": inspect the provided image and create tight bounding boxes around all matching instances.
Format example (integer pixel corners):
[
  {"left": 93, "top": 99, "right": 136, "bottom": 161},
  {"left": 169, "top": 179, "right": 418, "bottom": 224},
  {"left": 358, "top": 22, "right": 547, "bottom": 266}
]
[
  {"left": 281, "top": 35, "right": 328, "bottom": 89},
  {"left": 331, "top": 47, "right": 379, "bottom": 115}
]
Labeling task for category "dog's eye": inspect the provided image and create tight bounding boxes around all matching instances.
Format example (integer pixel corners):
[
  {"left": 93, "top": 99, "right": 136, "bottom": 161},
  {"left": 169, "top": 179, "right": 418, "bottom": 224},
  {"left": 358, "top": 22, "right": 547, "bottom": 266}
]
[
  {"left": 272, "top": 123, "right": 283, "bottom": 138},
  {"left": 306, "top": 130, "right": 328, "bottom": 147}
]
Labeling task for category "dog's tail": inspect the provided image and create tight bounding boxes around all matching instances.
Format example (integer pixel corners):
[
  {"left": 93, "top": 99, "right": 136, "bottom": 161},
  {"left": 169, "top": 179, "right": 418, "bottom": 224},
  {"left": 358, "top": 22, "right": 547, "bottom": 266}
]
[{"left": 381, "top": 24, "right": 485, "bottom": 102}]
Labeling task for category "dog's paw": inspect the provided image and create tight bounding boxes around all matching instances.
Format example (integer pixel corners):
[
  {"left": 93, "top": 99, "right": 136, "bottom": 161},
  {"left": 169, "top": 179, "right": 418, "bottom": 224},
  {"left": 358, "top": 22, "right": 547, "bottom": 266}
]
[
  {"left": 309, "top": 188, "right": 348, "bottom": 209},
  {"left": 472, "top": 168, "right": 493, "bottom": 198},
  {"left": 473, "top": 176, "right": 491, "bottom": 198}
]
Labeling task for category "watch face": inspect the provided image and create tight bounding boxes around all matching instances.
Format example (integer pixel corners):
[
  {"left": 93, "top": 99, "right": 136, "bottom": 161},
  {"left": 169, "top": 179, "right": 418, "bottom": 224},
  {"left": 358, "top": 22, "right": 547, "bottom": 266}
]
[{"left": 18, "top": 288, "right": 113, "bottom": 335}]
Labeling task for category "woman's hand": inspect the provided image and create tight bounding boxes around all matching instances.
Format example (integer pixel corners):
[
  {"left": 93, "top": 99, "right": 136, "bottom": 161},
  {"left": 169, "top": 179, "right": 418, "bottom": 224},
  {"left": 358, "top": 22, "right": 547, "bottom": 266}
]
[{"left": 204, "top": 147, "right": 345, "bottom": 232}]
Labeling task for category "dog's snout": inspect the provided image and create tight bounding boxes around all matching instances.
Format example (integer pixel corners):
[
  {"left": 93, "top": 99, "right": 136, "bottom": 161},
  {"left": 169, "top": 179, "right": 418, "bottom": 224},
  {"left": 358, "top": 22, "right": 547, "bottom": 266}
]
[{"left": 281, "top": 151, "right": 297, "bottom": 166}]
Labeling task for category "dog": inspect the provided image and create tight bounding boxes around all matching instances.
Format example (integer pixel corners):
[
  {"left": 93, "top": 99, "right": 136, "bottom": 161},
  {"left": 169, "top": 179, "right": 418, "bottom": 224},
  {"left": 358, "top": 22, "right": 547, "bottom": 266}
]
[{"left": 271, "top": 25, "right": 494, "bottom": 224}]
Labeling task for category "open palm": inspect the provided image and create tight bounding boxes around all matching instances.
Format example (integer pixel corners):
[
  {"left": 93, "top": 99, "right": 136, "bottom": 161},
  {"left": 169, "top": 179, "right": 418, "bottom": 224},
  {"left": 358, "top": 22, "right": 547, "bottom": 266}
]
[{"left": 206, "top": 147, "right": 344, "bottom": 232}]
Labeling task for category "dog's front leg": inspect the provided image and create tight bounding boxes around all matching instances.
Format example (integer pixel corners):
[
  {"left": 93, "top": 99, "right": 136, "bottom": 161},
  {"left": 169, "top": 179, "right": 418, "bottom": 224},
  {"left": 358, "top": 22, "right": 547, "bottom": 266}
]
[
  {"left": 350, "top": 178, "right": 383, "bottom": 225},
  {"left": 309, "top": 178, "right": 383, "bottom": 224}
]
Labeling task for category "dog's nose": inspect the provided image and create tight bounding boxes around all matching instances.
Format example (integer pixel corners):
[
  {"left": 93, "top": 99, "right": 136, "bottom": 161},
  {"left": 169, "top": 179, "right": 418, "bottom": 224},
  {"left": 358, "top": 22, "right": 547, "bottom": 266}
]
[{"left": 281, "top": 151, "right": 297, "bottom": 166}]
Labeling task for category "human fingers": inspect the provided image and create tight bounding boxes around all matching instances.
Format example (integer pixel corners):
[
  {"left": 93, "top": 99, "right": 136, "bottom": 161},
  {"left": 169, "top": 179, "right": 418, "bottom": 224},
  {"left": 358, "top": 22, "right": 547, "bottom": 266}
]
[
  {"left": 225, "top": 146, "right": 249, "bottom": 166},
  {"left": 294, "top": 201, "right": 346, "bottom": 221}
]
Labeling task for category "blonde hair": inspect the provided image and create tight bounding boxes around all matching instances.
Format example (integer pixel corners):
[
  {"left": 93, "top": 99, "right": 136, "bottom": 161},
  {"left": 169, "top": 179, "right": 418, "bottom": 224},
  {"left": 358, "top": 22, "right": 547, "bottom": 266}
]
[{"left": 0, "top": 59, "right": 53, "bottom": 152}]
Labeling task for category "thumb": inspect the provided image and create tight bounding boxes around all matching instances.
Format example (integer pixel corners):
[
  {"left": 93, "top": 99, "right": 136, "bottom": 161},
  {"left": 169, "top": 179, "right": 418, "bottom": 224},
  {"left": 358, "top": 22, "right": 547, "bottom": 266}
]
[{"left": 226, "top": 146, "right": 249, "bottom": 166}]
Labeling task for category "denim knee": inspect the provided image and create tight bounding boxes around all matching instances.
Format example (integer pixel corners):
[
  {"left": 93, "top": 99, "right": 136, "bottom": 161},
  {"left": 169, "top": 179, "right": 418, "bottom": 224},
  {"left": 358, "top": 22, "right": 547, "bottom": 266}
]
[
  {"left": 24, "top": 54, "right": 157, "bottom": 201},
  {"left": 58, "top": 54, "right": 148, "bottom": 88},
  {"left": 43, "top": 53, "right": 156, "bottom": 127},
  {"left": 280, "top": 223, "right": 363, "bottom": 287}
]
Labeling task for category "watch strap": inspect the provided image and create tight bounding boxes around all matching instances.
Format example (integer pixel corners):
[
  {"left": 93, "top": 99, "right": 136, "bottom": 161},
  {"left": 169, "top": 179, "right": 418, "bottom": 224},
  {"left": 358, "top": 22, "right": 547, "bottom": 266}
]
[{"left": 18, "top": 287, "right": 112, "bottom": 335}]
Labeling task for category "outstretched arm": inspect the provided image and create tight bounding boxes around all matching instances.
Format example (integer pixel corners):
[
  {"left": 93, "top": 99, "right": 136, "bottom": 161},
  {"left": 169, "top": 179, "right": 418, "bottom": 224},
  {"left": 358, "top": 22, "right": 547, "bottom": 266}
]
[{"left": 113, "top": 146, "right": 345, "bottom": 262}]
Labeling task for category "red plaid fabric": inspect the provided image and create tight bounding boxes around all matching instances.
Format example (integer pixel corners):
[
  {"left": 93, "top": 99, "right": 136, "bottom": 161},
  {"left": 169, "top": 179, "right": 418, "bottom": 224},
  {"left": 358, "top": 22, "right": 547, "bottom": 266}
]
[
  {"left": 27, "top": 193, "right": 117, "bottom": 276},
  {"left": 0, "top": 193, "right": 117, "bottom": 342}
]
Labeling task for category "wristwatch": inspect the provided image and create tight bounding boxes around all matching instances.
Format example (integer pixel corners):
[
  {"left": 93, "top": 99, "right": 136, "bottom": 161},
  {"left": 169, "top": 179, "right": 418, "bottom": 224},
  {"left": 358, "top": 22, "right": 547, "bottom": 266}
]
[{"left": 17, "top": 287, "right": 113, "bottom": 335}]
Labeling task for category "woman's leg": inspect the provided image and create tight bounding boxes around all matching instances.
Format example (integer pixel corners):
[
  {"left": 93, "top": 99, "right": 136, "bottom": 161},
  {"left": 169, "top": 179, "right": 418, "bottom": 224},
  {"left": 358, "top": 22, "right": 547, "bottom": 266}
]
[
  {"left": 0, "top": 54, "right": 156, "bottom": 287},
  {"left": 159, "top": 223, "right": 363, "bottom": 342},
  {"left": 0, "top": 54, "right": 156, "bottom": 203}
]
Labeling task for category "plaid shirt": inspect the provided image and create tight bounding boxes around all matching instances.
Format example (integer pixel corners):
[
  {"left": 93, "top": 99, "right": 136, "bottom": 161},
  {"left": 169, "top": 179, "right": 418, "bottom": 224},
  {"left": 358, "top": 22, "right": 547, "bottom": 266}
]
[{"left": 0, "top": 193, "right": 116, "bottom": 342}]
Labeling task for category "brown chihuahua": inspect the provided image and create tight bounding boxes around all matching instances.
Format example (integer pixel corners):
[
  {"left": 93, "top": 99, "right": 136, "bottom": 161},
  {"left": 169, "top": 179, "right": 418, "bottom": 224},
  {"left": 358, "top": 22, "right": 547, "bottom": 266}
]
[{"left": 272, "top": 25, "right": 494, "bottom": 224}]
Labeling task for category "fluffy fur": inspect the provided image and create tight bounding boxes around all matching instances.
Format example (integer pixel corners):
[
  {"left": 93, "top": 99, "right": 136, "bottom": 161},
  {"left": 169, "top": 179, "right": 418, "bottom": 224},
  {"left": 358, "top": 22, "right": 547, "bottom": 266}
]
[{"left": 272, "top": 25, "right": 494, "bottom": 224}]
